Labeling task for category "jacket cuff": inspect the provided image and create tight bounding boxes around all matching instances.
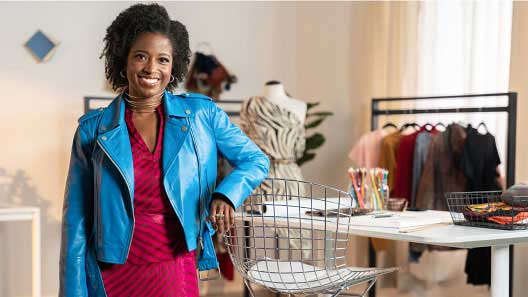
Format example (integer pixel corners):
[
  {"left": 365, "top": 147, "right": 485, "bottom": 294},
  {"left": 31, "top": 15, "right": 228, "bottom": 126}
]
[{"left": 212, "top": 192, "right": 235, "bottom": 209}]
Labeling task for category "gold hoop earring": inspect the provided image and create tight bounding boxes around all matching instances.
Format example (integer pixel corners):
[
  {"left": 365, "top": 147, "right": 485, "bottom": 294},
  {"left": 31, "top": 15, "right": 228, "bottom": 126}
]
[
  {"left": 120, "top": 70, "right": 127, "bottom": 78},
  {"left": 169, "top": 75, "right": 175, "bottom": 83}
]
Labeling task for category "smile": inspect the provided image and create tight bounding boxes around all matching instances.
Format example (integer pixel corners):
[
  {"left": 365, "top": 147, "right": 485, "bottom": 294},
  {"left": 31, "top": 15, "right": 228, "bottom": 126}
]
[{"left": 138, "top": 76, "right": 160, "bottom": 86}]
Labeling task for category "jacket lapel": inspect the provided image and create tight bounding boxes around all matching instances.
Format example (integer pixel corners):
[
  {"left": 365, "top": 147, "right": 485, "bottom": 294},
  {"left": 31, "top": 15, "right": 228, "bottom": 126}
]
[
  {"left": 162, "top": 91, "right": 192, "bottom": 175},
  {"left": 95, "top": 91, "right": 193, "bottom": 200},
  {"left": 96, "top": 95, "right": 135, "bottom": 200}
]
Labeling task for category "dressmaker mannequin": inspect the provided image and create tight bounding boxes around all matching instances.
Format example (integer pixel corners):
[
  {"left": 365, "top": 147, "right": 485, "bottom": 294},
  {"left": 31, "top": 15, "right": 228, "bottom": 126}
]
[{"left": 263, "top": 81, "right": 307, "bottom": 123}]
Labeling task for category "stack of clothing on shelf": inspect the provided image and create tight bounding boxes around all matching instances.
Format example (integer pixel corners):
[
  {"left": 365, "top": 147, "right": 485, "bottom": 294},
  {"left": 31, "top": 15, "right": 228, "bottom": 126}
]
[{"left": 349, "top": 122, "right": 503, "bottom": 286}]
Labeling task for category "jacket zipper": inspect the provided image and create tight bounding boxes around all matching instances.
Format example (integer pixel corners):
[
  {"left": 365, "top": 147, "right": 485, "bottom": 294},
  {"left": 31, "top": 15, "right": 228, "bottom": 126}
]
[
  {"left": 188, "top": 120, "right": 206, "bottom": 250},
  {"left": 96, "top": 139, "right": 135, "bottom": 261}
]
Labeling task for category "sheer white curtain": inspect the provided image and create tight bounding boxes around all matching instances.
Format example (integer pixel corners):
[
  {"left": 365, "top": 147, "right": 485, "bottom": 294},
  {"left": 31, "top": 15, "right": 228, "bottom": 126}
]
[
  {"left": 417, "top": 0, "right": 512, "bottom": 94},
  {"left": 381, "top": 0, "right": 514, "bottom": 286},
  {"left": 414, "top": 0, "right": 513, "bottom": 174}
]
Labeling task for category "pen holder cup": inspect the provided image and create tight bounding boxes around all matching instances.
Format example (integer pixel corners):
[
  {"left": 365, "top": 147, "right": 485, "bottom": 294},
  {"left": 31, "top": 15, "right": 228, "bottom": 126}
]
[{"left": 387, "top": 198, "right": 407, "bottom": 211}]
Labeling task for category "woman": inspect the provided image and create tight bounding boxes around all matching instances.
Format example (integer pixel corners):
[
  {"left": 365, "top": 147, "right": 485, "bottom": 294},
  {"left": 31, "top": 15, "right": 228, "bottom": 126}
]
[{"left": 59, "top": 3, "right": 269, "bottom": 296}]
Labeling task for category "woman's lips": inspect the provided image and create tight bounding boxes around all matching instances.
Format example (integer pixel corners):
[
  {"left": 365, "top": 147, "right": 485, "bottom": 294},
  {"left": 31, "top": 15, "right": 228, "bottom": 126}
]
[{"left": 138, "top": 76, "right": 160, "bottom": 87}]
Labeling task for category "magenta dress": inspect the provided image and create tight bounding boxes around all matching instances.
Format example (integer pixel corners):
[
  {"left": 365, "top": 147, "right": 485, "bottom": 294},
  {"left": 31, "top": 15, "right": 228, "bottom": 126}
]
[{"left": 99, "top": 105, "right": 199, "bottom": 297}]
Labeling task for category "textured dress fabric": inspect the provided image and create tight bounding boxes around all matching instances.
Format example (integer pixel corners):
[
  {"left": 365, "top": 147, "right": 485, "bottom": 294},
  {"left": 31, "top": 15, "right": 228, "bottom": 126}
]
[
  {"left": 240, "top": 96, "right": 309, "bottom": 258},
  {"left": 99, "top": 105, "right": 199, "bottom": 297},
  {"left": 240, "top": 96, "right": 305, "bottom": 197}
]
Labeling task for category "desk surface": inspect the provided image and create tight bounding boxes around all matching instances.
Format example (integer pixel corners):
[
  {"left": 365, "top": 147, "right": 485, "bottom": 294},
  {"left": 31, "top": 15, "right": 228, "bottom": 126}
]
[{"left": 239, "top": 205, "right": 528, "bottom": 249}]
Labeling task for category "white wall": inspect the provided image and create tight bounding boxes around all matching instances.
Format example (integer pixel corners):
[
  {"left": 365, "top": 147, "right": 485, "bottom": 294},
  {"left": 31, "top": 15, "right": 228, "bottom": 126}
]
[{"left": 0, "top": 2, "right": 298, "bottom": 296}]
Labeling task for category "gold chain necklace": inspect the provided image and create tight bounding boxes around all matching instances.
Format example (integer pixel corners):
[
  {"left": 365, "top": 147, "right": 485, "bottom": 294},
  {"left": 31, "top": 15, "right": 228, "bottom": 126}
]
[{"left": 124, "top": 91, "right": 164, "bottom": 113}]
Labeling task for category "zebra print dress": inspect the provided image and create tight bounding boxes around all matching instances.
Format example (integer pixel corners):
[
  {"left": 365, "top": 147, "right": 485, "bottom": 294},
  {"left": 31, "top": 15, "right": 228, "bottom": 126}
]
[
  {"left": 240, "top": 96, "right": 311, "bottom": 259},
  {"left": 240, "top": 96, "right": 306, "bottom": 197}
]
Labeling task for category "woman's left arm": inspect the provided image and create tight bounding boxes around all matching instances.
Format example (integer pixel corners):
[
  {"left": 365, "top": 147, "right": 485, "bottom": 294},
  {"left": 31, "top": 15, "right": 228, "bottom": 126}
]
[{"left": 209, "top": 103, "right": 269, "bottom": 231}]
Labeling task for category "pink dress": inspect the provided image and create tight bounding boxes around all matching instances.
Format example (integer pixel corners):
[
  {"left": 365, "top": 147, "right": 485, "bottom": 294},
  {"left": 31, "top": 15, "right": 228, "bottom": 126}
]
[{"left": 99, "top": 105, "right": 199, "bottom": 297}]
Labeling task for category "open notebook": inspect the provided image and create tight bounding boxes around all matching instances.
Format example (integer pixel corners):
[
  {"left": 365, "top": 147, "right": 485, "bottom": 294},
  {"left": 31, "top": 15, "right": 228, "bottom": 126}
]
[{"left": 347, "top": 210, "right": 452, "bottom": 230}]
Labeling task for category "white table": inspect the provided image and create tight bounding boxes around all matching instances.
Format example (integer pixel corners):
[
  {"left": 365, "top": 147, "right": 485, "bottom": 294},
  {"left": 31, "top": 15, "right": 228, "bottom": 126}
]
[
  {"left": 0, "top": 205, "right": 41, "bottom": 297},
  {"left": 240, "top": 205, "right": 528, "bottom": 297},
  {"left": 344, "top": 210, "right": 525, "bottom": 297}
]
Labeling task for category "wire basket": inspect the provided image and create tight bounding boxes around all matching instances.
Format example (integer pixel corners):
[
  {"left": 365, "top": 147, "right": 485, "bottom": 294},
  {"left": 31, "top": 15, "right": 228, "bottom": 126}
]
[{"left": 445, "top": 191, "right": 528, "bottom": 231}]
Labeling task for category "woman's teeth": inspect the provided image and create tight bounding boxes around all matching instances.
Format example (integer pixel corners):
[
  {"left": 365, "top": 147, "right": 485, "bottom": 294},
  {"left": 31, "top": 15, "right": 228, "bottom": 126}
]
[{"left": 139, "top": 77, "right": 159, "bottom": 85}]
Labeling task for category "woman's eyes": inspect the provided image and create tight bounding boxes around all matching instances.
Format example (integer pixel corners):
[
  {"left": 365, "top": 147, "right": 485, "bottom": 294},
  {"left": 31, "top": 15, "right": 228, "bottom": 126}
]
[{"left": 134, "top": 54, "right": 170, "bottom": 64}]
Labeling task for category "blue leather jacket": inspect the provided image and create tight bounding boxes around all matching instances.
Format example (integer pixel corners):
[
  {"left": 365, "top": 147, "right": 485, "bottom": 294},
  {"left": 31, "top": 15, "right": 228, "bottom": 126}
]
[{"left": 59, "top": 91, "right": 269, "bottom": 296}]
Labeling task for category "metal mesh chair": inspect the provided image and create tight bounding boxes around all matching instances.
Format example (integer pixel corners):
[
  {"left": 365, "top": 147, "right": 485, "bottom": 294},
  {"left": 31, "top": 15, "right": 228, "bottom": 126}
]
[{"left": 224, "top": 178, "right": 398, "bottom": 297}]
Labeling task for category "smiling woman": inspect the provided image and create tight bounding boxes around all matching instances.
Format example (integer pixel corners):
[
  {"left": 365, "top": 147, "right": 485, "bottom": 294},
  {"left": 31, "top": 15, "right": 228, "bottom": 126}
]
[
  {"left": 59, "top": 3, "right": 269, "bottom": 297},
  {"left": 125, "top": 33, "right": 173, "bottom": 100}
]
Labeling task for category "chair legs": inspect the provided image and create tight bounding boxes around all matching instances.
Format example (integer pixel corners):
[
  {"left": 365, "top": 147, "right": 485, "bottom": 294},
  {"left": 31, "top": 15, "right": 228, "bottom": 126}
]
[
  {"left": 334, "top": 277, "right": 377, "bottom": 297},
  {"left": 243, "top": 279, "right": 257, "bottom": 297},
  {"left": 243, "top": 275, "right": 378, "bottom": 297}
]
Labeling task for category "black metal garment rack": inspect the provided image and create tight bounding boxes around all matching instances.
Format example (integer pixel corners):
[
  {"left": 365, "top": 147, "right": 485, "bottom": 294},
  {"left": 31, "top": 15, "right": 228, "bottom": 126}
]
[{"left": 368, "top": 92, "right": 517, "bottom": 297}]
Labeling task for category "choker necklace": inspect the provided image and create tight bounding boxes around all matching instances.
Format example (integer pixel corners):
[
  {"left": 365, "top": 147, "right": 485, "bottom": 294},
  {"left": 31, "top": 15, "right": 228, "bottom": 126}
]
[{"left": 124, "top": 90, "right": 164, "bottom": 113}]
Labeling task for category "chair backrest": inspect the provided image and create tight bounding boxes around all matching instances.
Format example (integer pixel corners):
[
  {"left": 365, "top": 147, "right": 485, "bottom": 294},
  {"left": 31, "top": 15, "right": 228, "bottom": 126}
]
[{"left": 224, "top": 178, "right": 357, "bottom": 287}]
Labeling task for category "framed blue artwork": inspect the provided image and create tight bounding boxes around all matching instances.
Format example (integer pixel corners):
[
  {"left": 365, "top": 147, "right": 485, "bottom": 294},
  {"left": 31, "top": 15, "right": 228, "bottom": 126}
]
[{"left": 25, "top": 30, "right": 59, "bottom": 62}]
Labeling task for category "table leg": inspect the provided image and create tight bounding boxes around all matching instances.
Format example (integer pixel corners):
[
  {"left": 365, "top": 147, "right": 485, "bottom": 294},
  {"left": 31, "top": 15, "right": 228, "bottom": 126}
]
[
  {"left": 32, "top": 210, "right": 41, "bottom": 297},
  {"left": 491, "top": 245, "right": 509, "bottom": 297},
  {"left": 368, "top": 240, "right": 376, "bottom": 297}
]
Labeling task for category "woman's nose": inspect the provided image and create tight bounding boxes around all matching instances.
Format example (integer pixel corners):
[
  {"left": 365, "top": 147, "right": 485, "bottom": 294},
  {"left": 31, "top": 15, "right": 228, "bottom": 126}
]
[{"left": 143, "top": 59, "right": 156, "bottom": 73}]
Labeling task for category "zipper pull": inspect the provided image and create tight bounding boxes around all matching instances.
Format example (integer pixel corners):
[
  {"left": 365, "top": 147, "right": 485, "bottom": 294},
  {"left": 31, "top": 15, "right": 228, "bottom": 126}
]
[{"left": 199, "top": 236, "right": 204, "bottom": 250}]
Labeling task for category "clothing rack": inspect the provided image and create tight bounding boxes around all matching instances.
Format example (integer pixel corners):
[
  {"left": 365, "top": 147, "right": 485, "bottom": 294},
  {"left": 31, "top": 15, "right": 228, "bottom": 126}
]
[{"left": 369, "top": 92, "right": 517, "bottom": 297}]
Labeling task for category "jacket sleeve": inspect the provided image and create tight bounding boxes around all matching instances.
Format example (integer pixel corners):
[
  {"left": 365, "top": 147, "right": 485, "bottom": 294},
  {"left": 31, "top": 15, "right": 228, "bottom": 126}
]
[
  {"left": 59, "top": 125, "right": 93, "bottom": 296},
  {"left": 210, "top": 103, "right": 270, "bottom": 209}
]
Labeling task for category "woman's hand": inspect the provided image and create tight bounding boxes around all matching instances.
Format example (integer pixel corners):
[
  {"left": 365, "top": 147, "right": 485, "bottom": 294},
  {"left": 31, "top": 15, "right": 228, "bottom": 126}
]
[{"left": 209, "top": 199, "right": 234, "bottom": 234}]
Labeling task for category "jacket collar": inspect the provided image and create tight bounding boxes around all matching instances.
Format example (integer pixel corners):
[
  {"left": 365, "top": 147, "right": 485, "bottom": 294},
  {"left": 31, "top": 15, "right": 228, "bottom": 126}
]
[{"left": 98, "top": 90, "right": 191, "bottom": 133}]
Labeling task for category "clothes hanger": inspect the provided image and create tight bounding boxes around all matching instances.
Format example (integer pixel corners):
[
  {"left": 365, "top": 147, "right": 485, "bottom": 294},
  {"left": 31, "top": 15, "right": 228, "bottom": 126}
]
[
  {"left": 400, "top": 122, "right": 420, "bottom": 132},
  {"left": 423, "top": 122, "right": 435, "bottom": 132},
  {"left": 434, "top": 122, "right": 446, "bottom": 131},
  {"left": 382, "top": 122, "right": 398, "bottom": 130},
  {"left": 477, "top": 121, "right": 489, "bottom": 134}
]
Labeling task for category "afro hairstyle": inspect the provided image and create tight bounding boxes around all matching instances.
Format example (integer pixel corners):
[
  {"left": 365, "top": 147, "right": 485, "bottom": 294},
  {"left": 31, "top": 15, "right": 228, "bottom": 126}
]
[{"left": 100, "top": 3, "right": 191, "bottom": 91}]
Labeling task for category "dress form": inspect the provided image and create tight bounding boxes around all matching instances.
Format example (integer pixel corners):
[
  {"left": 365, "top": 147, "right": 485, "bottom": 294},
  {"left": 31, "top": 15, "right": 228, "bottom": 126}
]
[{"left": 263, "top": 81, "right": 307, "bottom": 123}]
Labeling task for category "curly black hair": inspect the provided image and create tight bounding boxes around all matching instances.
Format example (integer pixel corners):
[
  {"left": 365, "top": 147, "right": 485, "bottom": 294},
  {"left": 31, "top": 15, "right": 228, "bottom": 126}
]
[{"left": 100, "top": 3, "right": 190, "bottom": 91}]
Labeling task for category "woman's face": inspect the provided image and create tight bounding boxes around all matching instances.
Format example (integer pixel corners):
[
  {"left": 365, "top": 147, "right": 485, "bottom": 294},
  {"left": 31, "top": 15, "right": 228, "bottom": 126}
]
[{"left": 125, "top": 32, "right": 173, "bottom": 98}]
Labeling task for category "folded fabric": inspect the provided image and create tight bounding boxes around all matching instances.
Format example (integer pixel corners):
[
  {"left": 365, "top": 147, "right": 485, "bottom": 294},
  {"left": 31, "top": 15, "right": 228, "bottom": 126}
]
[
  {"left": 463, "top": 202, "right": 528, "bottom": 223},
  {"left": 466, "top": 202, "right": 510, "bottom": 213},
  {"left": 487, "top": 212, "right": 528, "bottom": 225}
]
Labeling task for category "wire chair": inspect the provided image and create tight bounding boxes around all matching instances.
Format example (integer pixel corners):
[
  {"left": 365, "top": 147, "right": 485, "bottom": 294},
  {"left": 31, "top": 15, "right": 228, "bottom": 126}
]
[{"left": 224, "top": 178, "right": 398, "bottom": 297}]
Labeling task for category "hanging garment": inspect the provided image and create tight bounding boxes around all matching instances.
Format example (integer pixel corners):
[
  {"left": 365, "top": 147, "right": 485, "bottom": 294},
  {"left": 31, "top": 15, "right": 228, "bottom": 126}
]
[
  {"left": 392, "top": 128, "right": 426, "bottom": 202},
  {"left": 379, "top": 131, "right": 402, "bottom": 194},
  {"left": 459, "top": 126, "right": 501, "bottom": 286},
  {"left": 411, "top": 124, "right": 467, "bottom": 256},
  {"left": 185, "top": 52, "right": 237, "bottom": 101},
  {"left": 415, "top": 124, "right": 467, "bottom": 211},
  {"left": 411, "top": 130, "right": 438, "bottom": 207},
  {"left": 348, "top": 129, "right": 388, "bottom": 168}
]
